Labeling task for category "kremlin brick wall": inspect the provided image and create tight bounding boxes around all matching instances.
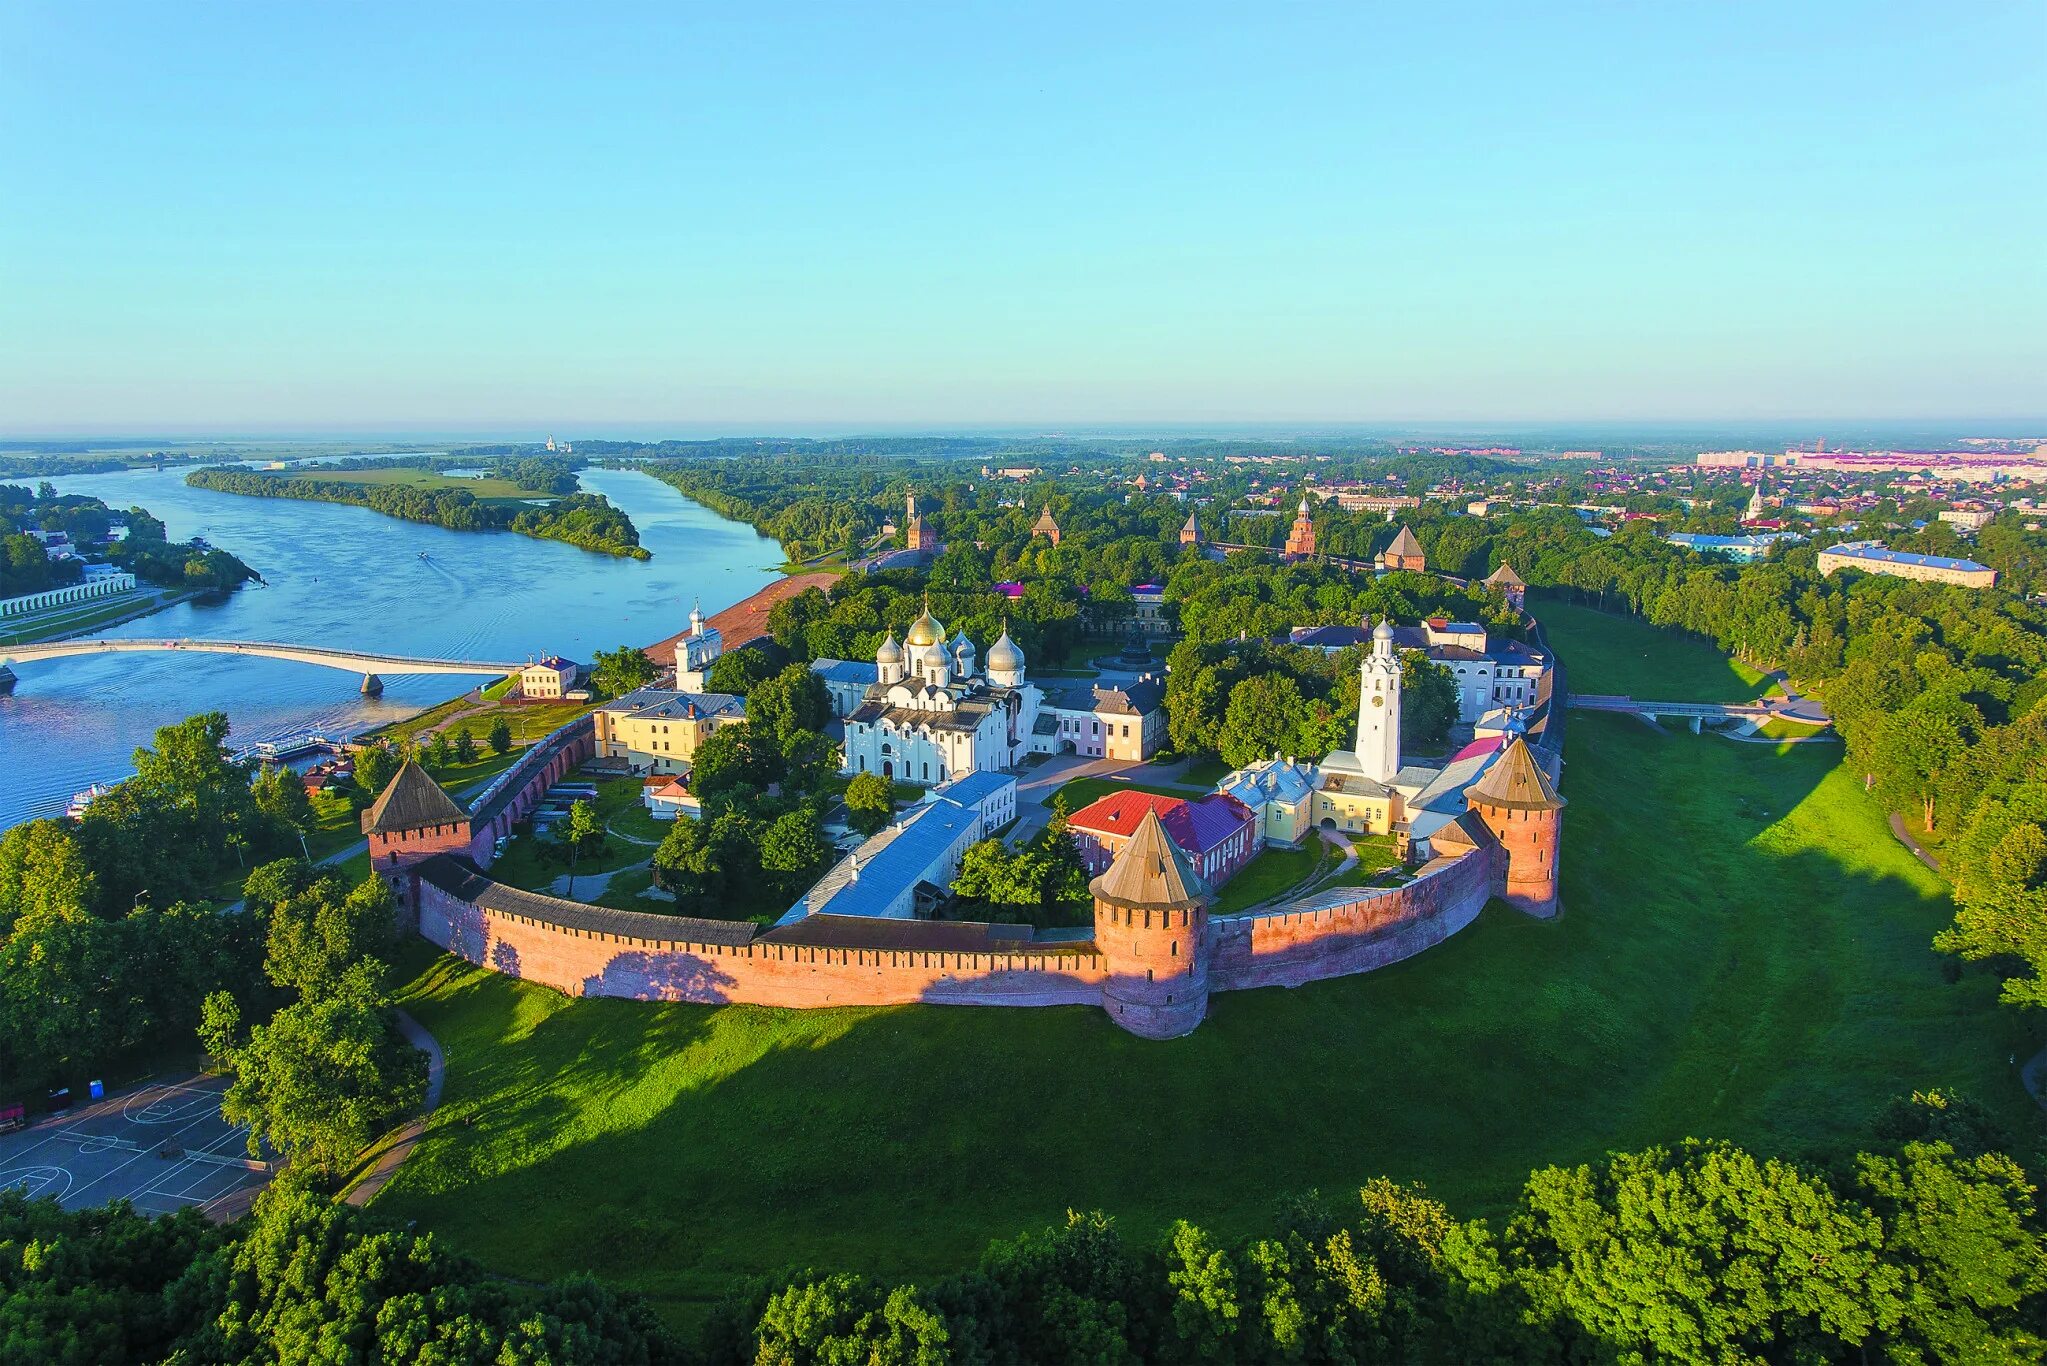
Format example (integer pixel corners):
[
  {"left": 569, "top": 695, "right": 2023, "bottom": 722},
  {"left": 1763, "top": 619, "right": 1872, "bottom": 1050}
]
[{"left": 411, "top": 838, "right": 1507, "bottom": 1033}]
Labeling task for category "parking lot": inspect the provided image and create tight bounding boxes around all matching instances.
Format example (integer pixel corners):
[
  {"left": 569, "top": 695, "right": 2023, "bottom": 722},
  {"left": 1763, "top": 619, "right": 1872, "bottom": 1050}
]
[{"left": 0, "top": 1074, "right": 272, "bottom": 1220}]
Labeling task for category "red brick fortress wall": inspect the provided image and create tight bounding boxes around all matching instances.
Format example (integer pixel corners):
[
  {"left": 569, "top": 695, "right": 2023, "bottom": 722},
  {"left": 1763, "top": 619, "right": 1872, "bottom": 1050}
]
[
  {"left": 1208, "top": 845, "right": 1497, "bottom": 992},
  {"left": 416, "top": 882, "right": 1111, "bottom": 1010}
]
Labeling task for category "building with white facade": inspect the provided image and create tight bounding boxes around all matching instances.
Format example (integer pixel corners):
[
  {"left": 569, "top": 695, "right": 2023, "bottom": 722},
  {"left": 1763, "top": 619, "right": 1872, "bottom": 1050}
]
[
  {"left": 1288, "top": 616, "right": 1547, "bottom": 724},
  {"left": 674, "top": 601, "right": 724, "bottom": 690}
]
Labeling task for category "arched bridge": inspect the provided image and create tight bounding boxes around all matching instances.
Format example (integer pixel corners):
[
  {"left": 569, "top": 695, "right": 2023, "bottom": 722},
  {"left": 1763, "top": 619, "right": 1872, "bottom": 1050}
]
[
  {"left": 1567, "top": 693, "right": 1832, "bottom": 733},
  {"left": 0, "top": 638, "right": 525, "bottom": 696}
]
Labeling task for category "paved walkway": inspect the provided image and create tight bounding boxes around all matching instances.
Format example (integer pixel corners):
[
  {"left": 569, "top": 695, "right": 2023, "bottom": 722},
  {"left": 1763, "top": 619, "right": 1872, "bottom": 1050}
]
[
  {"left": 343, "top": 1009, "right": 444, "bottom": 1208},
  {"left": 547, "top": 855, "right": 650, "bottom": 900},
  {"left": 1888, "top": 813, "right": 1942, "bottom": 874}
]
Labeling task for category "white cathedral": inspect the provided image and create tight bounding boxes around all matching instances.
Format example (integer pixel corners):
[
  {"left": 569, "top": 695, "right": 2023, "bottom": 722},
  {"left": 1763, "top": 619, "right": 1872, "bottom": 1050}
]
[{"left": 839, "top": 600, "right": 1045, "bottom": 785}]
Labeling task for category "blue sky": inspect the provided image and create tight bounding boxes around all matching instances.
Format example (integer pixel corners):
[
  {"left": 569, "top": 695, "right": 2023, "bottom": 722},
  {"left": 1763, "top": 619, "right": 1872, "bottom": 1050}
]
[{"left": 2, "top": 2, "right": 2042, "bottom": 433}]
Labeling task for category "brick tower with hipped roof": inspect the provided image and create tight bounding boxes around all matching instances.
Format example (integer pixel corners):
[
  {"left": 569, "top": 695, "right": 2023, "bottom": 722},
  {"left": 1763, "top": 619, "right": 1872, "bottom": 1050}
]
[
  {"left": 362, "top": 760, "right": 473, "bottom": 915},
  {"left": 1091, "top": 807, "right": 1212, "bottom": 1038},
  {"left": 1483, "top": 562, "right": 1526, "bottom": 611},
  {"left": 1465, "top": 736, "right": 1566, "bottom": 917},
  {"left": 1380, "top": 525, "right": 1426, "bottom": 572},
  {"left": 1033, "top": 504, "right": 1062, "bottom": 546}
]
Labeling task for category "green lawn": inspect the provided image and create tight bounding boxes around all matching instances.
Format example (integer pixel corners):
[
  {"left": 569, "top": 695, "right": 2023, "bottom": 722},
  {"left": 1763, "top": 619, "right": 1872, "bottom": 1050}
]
[
  {"left": 264, "top": 465, "right": 544, "bottom": 503},
  {"left": 1533, "top": 597, "right": 1770, "bottom": 702},
  {"left": 1173, "top": 757, "right": 1232, "bottom": 787},
  {"left": 1210, "top": 843, "right": 1327, "bottom": 915},
  {"left": 370, "top": 611, "right": 2041, "bottom": 1329}
]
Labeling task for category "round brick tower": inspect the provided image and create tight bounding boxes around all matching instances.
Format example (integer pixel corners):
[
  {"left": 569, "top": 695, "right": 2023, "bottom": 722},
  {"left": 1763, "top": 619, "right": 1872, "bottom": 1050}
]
[
  {"left": 1091, "top": 807, "right": 1211, "bottom": 1039},
  {"left": 1465, "top": 735, "right": 1566, "bottom": 917}
]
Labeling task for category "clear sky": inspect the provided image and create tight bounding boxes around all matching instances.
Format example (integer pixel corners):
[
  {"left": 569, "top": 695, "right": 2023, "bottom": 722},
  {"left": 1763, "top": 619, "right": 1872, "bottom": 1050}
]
[{"left": 2, "top": 2, "right": 2042, "bottom": 434}]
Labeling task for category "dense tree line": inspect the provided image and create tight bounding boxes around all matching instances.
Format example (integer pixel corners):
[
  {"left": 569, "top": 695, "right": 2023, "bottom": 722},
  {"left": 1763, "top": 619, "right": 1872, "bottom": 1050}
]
[
  {"left": 0, "top": 715, "right": 321, "bottom": 1099},
  {"left": 7, "top": 1090, "right": 2038, "bottom": 1364},
  {"left": 1163, "top": 637, "right": 1460, "bottom": 765},
  {"left": 184, "top": 468, "right": 646, "bottom": 558},
  {"left": 0, "top": 1188, "right": 673, "bottom": 1363}
]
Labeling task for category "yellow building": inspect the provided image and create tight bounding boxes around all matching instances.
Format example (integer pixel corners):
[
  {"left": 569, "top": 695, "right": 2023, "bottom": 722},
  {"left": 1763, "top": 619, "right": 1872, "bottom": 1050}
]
[{"left": 593, "top": 685, "right": 745, "bottom": 775}]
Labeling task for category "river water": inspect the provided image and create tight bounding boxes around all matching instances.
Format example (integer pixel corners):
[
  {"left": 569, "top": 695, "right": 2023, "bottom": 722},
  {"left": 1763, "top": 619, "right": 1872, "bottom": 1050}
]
[{"left": 0, "top": 466, "right": 783, "bottom": 827}]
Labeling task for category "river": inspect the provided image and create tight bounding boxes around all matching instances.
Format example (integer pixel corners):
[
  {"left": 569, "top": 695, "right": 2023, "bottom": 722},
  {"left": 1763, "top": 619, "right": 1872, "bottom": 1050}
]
[{"left": 0, "top": 465, "right": 784, "bottom": 827}]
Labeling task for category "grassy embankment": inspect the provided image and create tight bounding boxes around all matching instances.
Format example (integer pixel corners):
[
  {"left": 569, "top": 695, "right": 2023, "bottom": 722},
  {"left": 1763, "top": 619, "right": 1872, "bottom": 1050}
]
[
  {"left": 1533, "top": 596, "right": 1771, "bottom": 702},
  {"left": 371, "top": 601, "right": 2034, "bottom": 1326}
]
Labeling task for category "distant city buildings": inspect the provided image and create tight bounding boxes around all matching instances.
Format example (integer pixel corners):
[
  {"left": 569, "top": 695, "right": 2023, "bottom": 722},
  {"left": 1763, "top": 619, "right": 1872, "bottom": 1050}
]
[{"left": 1664, "top": 531, "right": 1803, "bottom": 563}]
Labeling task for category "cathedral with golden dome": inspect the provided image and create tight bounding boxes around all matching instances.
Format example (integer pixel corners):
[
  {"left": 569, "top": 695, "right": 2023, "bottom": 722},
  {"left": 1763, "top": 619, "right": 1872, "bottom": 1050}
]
[{"left": 840, "top": 598, "right": 1046, "bottom": 784}]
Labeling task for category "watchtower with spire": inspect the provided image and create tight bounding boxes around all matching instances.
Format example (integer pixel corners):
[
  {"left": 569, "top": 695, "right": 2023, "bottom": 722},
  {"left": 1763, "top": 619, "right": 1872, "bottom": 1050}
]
[
  {"left": 1465, "top": 736, "right": 1566, "bottom": 917},
  {"left": 1091, "top": 807, "right": 1212, "bottom": 1038},
  {"left": 1179, "top": 511, "right": 1202, "bottom": 547},
  {"left": 1033, "top": 504, "right": 1062, "bottom": 546}
]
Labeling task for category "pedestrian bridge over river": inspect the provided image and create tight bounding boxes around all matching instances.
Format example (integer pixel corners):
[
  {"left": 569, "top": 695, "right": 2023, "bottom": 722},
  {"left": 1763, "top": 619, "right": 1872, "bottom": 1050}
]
[{"left": 0, "top": 638, "right": 525, "bottom": 696}]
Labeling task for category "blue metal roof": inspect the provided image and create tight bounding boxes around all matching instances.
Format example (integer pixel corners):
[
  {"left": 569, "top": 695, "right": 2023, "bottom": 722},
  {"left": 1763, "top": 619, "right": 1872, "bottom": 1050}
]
[
  {"left": 930, "top": 769, "right": 1015, "bottom": 811},
  {"left": 1823, "top": 543, "right": 1990, "bottom": 574},
  {"left": 812, "top": 658, "right": 881, "bottom": 685}
]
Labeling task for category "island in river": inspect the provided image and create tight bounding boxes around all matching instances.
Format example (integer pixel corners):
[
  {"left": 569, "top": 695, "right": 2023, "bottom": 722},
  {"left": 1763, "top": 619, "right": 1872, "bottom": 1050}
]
[
  {"left": 186, "top": 455, "right": 647, "bottom": 558},
  {"left": 0, "top": 464, "right": 782, "bottom": 826}
]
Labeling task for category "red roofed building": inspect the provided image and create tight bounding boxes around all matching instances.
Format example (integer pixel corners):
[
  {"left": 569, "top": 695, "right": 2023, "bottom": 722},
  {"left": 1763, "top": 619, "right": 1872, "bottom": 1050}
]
[{"left": 1065, "top": 789, "right": 1256, "bottom": 887}]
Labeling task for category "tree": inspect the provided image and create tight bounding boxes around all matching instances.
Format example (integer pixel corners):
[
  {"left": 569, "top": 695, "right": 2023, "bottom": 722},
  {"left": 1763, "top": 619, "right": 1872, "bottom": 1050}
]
[
  {"left": 486, "top": 715, "right": 512, "bottom": 755},
  {"left": 263, "top": 875, "right": 396, "bottom": 1001},
  {"left": 1501, "top": 1141, "right": 1903, "bottom": 1364},
  {"left": 707, "top": 645, "right": 778, "bottom": 696},
  {"left": 218, "top": 961, "right": 426, "bottom": 1175},
  {"left": 251, "top": 762, "right": 313, "bottom": 837},
  {"left": 1399, "top": 650, "right": 1459, "bottom": 747},
  {"left": 1218, "top": 675, "right": 1309, "bottom": 769},
  {"left": 353, "top": 742, "right": 400, "bottom": 801},
  {"left": 562, "top": 800, "right": 604, "bottom": 857},
  {"left": 844, "top": 772, "right": 894, "bottom": 836},
  {"left": 591, "top": 643, "right": 658, "bottom": 699},
  {"left": 690, "top": 722, "right": 783, "bottom": 802},
  {"left": 0, "top": 818, "right": 97, "bottom": 938},
  {"left": 452, "top": 727, "right": 478, "bottom": 764},
  {"left": 760, "top": 811, "right": 832, "bottom": 897},
  {"left": 748, "top": 663, "right": 831, "bottom": 743}
]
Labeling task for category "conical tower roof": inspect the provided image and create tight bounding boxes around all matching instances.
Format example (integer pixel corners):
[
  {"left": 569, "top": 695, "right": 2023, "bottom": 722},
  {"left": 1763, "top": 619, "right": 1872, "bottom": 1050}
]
[
  {"left": 1484, "top": 562, "right": 1524, "bottom": 587},
  {"left": 364, "top": 759, "right": 468, "bottom": 834},
  {"left": 1465, "top": 737, "right": 1565, "bottom": 812},
  {"left": 1181, "top": 511, "right": 1199, "bottom": 535},
  {"left": 1385, "top": 525, "right": 1424, "bottom": 559},
  {"left": 1089, "top": 807, "right": 1209, "bottom": 912}
]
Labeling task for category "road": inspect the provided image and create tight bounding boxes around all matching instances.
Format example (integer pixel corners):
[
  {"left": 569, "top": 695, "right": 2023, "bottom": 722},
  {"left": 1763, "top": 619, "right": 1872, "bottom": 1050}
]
[{"left": 342, "top": 1009, "right": 445, "bottom": 1208}]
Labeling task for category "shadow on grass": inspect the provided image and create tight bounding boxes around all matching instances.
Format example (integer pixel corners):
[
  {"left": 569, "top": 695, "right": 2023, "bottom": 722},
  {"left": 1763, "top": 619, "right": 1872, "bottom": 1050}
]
[{"left": 371, "top": 715, "right": 2037, "bottom": 1327}]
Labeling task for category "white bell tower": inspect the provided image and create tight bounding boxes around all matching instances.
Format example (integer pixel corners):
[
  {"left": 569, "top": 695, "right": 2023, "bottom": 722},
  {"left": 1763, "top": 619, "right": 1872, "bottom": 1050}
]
[{"left": 1356, "top": 619, "right": 1402, "bottom": 784}]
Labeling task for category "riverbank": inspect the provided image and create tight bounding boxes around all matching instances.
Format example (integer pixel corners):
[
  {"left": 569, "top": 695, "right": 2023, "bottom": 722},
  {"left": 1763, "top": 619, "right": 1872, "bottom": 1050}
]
[{"left": 0, "top": 586, "right": 204, "bottom": 647}]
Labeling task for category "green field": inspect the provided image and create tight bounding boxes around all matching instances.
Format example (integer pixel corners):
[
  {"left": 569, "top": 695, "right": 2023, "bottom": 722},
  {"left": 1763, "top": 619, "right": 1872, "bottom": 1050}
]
[
  {"left": 378, "top": 706, "right": 2036, "bottom": 1324},
  {"left": 1532, "top": 597, "right": 1770, "bottom": 702},
  {"left": 265, "top": 465, "right": 545, "bottom": 503}
]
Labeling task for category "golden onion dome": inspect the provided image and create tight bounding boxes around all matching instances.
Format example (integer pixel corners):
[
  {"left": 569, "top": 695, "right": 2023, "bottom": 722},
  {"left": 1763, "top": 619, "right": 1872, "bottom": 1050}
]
[{"left": 905, "top": 601, "right": 945, "bottom": 647}]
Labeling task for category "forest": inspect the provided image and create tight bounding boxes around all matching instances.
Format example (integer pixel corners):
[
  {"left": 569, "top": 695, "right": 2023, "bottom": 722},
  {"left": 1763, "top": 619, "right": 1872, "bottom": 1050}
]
[{"left": 8, "top": 1089, "right": 2041, "bottom": 1364}]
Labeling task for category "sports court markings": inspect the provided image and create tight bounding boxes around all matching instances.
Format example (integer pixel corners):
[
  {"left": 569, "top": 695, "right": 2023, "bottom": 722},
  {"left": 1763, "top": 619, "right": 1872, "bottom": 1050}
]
[{"left": 0, "top": 1077, "right": 274, "bottom": 1218}]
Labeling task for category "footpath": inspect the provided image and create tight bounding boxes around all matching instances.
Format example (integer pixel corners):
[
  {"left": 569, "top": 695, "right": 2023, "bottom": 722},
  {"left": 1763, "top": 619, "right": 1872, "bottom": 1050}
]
[{"left": 342, "top": 1010, "right": 445, "bottom": 1208}]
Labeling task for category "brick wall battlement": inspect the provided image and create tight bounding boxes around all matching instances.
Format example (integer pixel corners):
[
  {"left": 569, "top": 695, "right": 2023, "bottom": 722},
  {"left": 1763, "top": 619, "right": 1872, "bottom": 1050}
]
[{"left": 410, "top": 839, "right": 1500, "bottom": 1034}]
